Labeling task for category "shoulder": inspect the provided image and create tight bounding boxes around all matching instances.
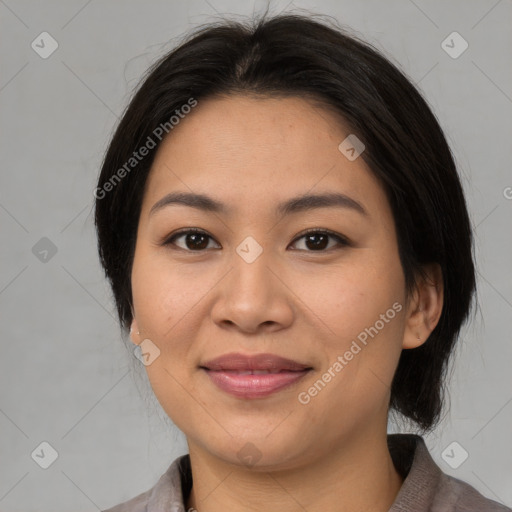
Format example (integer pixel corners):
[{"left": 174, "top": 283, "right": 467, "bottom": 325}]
[
  {"left": 102, "top": 488, "right": 152, "bottom": 512},
  {"left": 388, "top": 434, "right": 511, "bottom": 512},
  {"left": 434, "top": 471, "right": 511, "bottom": 511},
  {"left": 101, "top": 454, "right": 190, "bottom": 512}
]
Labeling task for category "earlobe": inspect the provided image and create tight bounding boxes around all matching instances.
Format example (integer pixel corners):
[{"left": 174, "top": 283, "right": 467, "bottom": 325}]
[
  {"left": 402, "top": 263, "right": 444, "bottom": 349},
  {"left": 403, "top": 329, "right": 425, "bottom": 350},
  {"left": 129, "top": 319, "right": 141, "bottom": 345}
]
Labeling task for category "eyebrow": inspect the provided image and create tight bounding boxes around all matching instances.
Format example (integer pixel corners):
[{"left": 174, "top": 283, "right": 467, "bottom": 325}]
[{"left": 149, "top": 191, "right": 368, "bottom": 218}]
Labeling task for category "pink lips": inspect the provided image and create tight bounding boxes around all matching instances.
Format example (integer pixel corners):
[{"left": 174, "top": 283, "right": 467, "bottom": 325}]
[{"left": 201, "top": 352, "right": 312, "bottom": 399}]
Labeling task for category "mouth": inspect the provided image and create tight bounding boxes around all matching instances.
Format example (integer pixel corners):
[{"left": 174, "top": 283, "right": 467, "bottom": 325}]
[{"left": 200, "top": 352, "right": 313, "bottom": 399}]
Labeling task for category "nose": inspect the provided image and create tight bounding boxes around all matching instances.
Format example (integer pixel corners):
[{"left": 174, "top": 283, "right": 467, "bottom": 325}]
[{"left": 210, "top": 248, "right": 294, "bottom": 334}]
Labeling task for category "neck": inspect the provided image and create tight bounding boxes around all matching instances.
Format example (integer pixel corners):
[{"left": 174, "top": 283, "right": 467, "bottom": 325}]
[{"left": 185, "top": 431, "right": 404, "bottom": 512}]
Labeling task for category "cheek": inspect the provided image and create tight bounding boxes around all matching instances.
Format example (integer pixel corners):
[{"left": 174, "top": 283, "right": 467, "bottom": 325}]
[
  {"left": 132, "top": 258, "right": 206, "bottom": 425},
  {"left": 131, "top": 253, "right": 221, "bottom": 380},
  {"left": 295, "top": 253, "right": 405, "bottom": 395},
  {"left": 297, "top": 257, "right": 403, "bottom": 341},
  {"left": 131, "top": 250, "right": 202, "bottom": 332}
]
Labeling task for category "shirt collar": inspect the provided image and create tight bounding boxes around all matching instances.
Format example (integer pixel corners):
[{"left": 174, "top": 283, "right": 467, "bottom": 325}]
[{"left": 146, "top": 434, "right": 439, "bottom": 511}]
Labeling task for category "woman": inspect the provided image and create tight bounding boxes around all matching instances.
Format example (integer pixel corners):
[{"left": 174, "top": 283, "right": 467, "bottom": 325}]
[{"left": 94, "top": 12, "right": 511, "bottom": 512}]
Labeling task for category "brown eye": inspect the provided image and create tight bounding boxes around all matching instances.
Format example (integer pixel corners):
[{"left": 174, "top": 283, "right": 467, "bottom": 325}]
[
  {"left": 162, "top": 228, "right": 350, "bottom": 253},
  {"left": 163, "top": 229, "right": 219, "bottom": 251},
  {"left": 290, "top": 230, "right": 350, "bottom": 252}
]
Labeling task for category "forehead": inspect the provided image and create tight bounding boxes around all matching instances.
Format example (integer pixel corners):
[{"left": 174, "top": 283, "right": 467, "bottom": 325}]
[
  {"left": 154, "top": 94, "right": 350, "bottom": 160},
  {"left": 140, "top": 94, "right": 390, "bottom": 221}
]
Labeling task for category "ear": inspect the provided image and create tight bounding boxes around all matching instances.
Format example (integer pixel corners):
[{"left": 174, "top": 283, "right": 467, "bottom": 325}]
[
  {"left": 129, "top": 318, "right": 141, "bottom": 346},
  {"left": 403, "top": 263, "right": 444, "bottom": 349}
]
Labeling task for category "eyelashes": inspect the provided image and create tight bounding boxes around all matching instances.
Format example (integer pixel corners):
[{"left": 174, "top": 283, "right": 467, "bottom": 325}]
[
  {"left": 163, "top": 228, "right": 218, "bottom": 251},
  {"left": 161, "top": 227, "right": 351, "bottom": 253}
]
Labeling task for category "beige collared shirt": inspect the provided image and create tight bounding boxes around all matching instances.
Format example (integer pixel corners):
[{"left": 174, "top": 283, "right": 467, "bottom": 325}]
[{"left": 102, "top": 434, "right": 511, "bottom": 511}]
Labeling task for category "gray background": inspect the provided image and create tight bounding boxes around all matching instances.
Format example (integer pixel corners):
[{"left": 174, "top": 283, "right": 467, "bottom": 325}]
[{"left": 1, "top": 0, "right": 511, "bottom": 510}]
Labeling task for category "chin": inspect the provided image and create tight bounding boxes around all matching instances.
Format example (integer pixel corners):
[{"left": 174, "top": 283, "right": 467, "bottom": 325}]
[{"left": 201, "top": 432, "right": 308, "bottom": 471}]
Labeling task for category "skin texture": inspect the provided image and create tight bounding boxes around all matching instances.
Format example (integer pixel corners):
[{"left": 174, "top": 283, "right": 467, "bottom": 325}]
[{"left": 129, "top": 95, "right": 443, "bottom": 512}]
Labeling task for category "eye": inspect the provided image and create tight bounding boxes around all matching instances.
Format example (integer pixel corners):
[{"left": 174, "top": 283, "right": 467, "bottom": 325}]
[
  {"left": 161, "top": 228, "right": 350, "bottom": 252},
  {"left": 163, "top": 228, "right": 220, "bottom": 251},
  {"left": 289, "top": 229, "right": 350, "bottom": 251}
]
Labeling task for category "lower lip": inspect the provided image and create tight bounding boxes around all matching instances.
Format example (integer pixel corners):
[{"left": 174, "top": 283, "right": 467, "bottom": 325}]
[{"left": 203, "top": 369, "right": 311, "bottom": 399}]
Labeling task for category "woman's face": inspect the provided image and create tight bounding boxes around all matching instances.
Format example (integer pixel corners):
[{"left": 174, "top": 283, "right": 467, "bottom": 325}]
[{"left": 130, "top": 94, "right": 414, "bottom": 469}]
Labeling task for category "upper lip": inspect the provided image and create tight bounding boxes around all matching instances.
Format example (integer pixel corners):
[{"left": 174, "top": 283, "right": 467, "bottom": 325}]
[{"left": 201, "top": 352, "right": 312, "bottom": 371}]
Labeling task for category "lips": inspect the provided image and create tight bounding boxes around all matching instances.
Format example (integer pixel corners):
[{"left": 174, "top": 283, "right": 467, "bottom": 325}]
[
  {"left": 201, "top": 352, "right": 312, "bottom": 372},
  {"left": 200, "top": 352, "right": 312, "bottom": 399}
]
